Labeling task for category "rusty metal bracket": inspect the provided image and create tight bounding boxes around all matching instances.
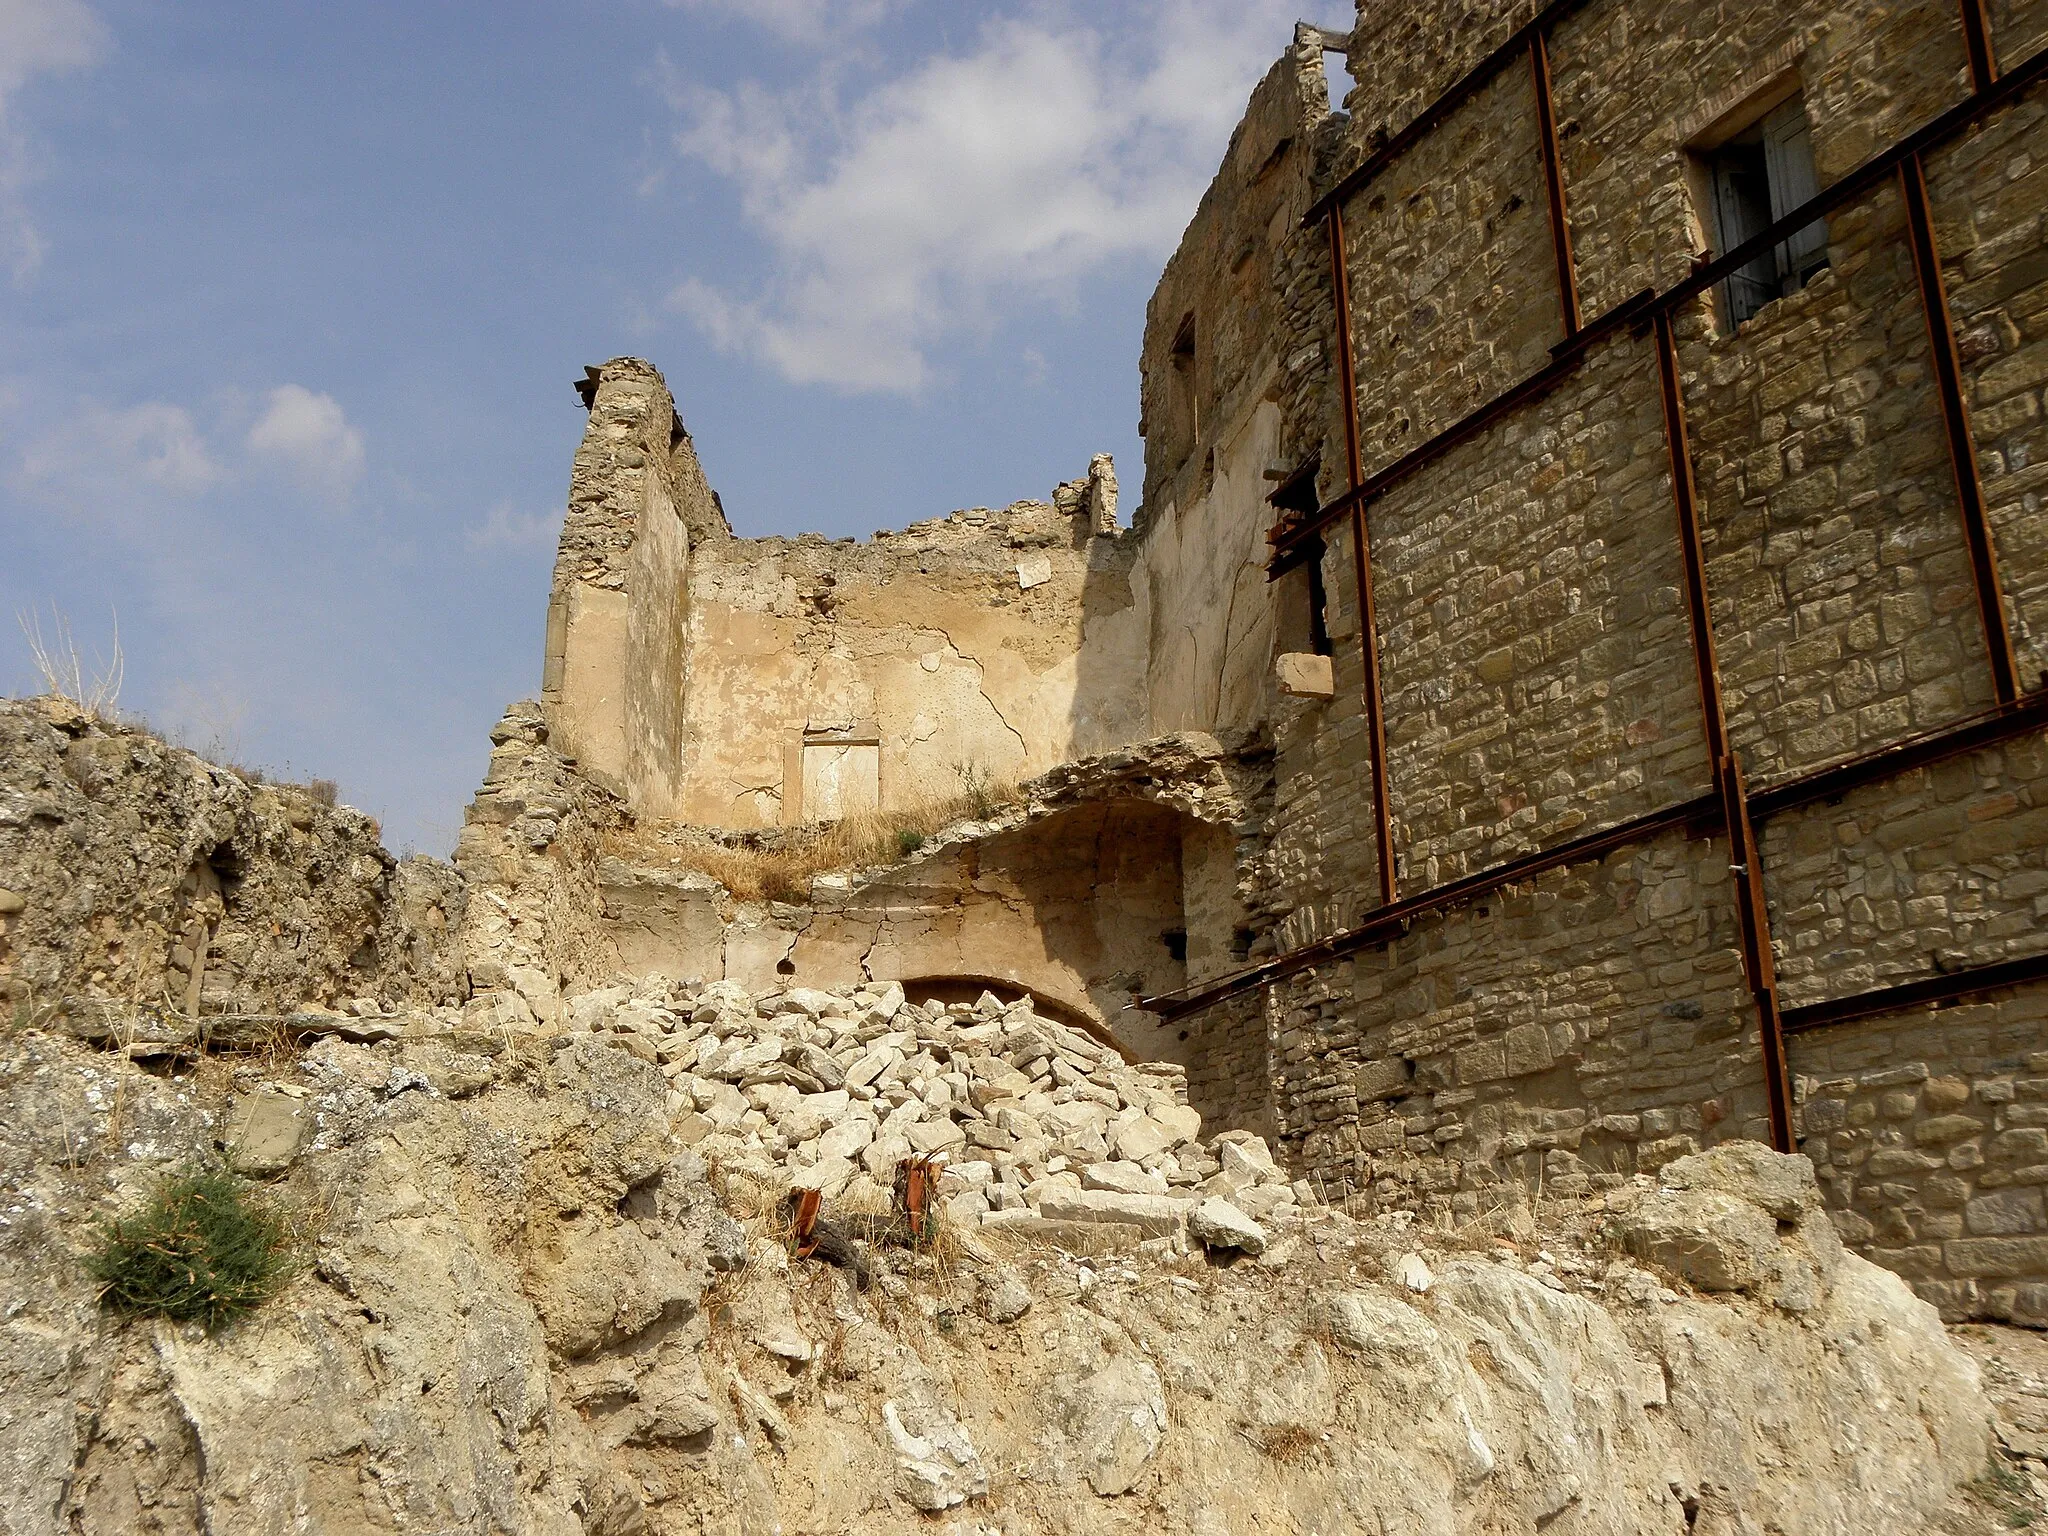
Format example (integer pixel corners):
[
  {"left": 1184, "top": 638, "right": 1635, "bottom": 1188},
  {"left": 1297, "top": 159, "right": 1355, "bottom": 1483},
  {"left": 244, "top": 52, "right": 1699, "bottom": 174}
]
[
  {"left": 1529, "top": 30, "right": 1582, "bottom": 338},
  {"left": 1326, "top": 203, "right": 1400, "bottom": 910},
  {"left": 1899, "top": 147, "right": 2020, "bottom": 704},
  {"left": 896, "top": 1154, "right": 942, "bottom": 1244},
  {"left": 792, "top": 1187, "right": 822, "bottom": 1258}
]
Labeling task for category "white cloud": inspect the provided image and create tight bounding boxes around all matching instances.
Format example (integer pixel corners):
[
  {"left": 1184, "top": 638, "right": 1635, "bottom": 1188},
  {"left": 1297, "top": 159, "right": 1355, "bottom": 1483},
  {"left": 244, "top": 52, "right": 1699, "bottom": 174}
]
[
  {"left": 661, "top": 0, "right": 902, "bottom": 44},
  {"left": 245, "top": 384, "right": 365, "bottom": 498},
  {"left": 0, "top": 0, "right": 110, "bottom": 280},
  {"left": 465, "top": 501, "right": 557, "bottom": 551},
  {"left": 18, "top": 399, "right": 220, "bottom": 500},
  {"left": 663, "top": 0, "right": 1325, "bottom": 392}
]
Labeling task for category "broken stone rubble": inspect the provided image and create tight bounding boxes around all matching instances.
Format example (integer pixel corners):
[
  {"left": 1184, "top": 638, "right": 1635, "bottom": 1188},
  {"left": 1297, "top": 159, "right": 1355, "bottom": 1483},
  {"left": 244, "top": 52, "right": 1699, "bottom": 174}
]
[{"left": 565, "top": 972, "right": 1295, "bottom": 1257}]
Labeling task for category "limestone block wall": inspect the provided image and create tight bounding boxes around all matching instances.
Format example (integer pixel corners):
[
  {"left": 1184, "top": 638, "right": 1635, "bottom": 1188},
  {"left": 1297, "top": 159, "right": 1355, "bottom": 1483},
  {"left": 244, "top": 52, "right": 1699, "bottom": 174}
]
[
  {"left": 1794, "top": 987, "right": 2048, "bottom": 1325},
  {"left": 1944, "top": 90, "right": 2048, "bottom": 686},
  {"left": 1762, "top": 734, "right": 2048, "bottom": 1005},
  {"left": 1142, "top": 0, "right": 2048, "bottom": 1322},
  {"left": 1370, "top": 339, "right": 1708, "bottom": 890}
]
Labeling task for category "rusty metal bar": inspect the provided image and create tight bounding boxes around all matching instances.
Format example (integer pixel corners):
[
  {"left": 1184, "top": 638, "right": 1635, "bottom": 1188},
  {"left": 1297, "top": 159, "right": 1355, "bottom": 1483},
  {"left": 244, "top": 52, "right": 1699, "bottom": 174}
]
[
  {"left": 1751, "top": 692, "right": 2048, "bottom": 817},
  {"left": 1900, "top": 149, "right": 2021, "bottom": 703},
  {"left": 1653, "top": 310, "right": 1731, "bottom": 759},
  {"left": 1274, "top": 40, "right": 2048, "bottom": 569},
  {"left": 1716, "top": 751, "right": 1796, "bottom": 1152},
  {"left": 1141, "top": 792, "right": 1720, "bottom": 1021},
  {"left": 1328, "top": 208, "right": 1367, "bottom": 494},
  {"left": 1784, "top": 948, "right": 2048, "bottom": 1035},
  {"left": 1271, "top": 289, "right": 1655, "bottom": 564},
  {"left": 1327, "top": 204, "right": 1400, "bottom": 909},
  {"left": 1145, "top": 686, "right": 2048, "bottom": 1021},
  {"left": 1529, "top": 30, "right": 1582, "bottom": 337},
  {"left": 1303, "top": 0, "right": 1600, "bottom": 229},
  {"left": 1654, "top": 308, "right": 1794, "bottom": 1152},
  {"left": 1961, "top": 0, "right": 1999, "bottom": 92}
]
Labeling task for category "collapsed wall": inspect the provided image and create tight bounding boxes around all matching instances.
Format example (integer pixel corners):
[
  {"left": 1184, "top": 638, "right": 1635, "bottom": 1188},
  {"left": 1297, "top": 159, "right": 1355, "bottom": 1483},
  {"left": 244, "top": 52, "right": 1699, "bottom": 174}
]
[{"left": 546, "top": 359, "right": 1143, "bottom": 830}]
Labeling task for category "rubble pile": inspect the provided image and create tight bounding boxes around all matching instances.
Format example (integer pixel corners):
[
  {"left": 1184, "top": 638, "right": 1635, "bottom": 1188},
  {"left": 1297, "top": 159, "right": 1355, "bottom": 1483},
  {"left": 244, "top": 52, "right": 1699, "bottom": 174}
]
[{"left": 566, "top": 977, "right": 1303, "bottom": 1256}]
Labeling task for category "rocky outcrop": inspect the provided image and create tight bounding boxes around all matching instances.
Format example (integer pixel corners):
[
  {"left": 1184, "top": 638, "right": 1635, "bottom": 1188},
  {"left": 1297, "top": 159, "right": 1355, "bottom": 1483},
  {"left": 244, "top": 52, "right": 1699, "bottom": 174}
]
[
  {"left": 0, "top": 697, "right": 464, "bottom": 1019},
  {"left": 0, "top": 995, "right": 2006, "bottom": 1535}
]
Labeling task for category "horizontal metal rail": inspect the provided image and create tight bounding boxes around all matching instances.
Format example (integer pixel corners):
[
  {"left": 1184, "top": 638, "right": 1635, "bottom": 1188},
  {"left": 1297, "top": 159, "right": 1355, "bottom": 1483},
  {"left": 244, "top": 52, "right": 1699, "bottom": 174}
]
[
  {"left": 1143, "top": 795, "right": 1719, "bottom": 1022},
  {"left": 1782, "top": 949, "right": 2048, "bottom": 1035},
  {"left": 1749, "top": 693, "right": 2048, "bottom": 817},
  {"left": 1142, "top": 699, "right": 2048, "bottom": 1022},
  {"left": 1270, "top": 39, "right": 2048, "bottom": 570},
  {"left": 1301, "top": 0, "right": 1599, "bottom": 229}
]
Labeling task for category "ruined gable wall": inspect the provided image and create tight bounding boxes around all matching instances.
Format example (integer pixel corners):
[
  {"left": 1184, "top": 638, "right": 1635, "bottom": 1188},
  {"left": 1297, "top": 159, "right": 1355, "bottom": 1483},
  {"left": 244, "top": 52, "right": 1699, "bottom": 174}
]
[
  {"left": 1129, "top": 36, "right": 1332, "bottom": 742},
  {"left": 540, "top": 363, "right": 1144, "bottom": 832},
  {"left": 665, "top": 487, "right": 1144, "bottom": 829},
  {"left": 543, "top": 359, "right": 720, "bottom": 803},
  {"left": 1156, "top": 0, "right": 2048, "bottom": 1322}
]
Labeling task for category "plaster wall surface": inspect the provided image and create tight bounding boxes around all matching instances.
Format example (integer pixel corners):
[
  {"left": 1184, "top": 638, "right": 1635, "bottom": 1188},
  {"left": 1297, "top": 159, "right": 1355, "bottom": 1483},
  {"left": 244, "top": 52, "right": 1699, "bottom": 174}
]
[{"left": 669, "top": 493, "right": 1143, "bottom": 829}]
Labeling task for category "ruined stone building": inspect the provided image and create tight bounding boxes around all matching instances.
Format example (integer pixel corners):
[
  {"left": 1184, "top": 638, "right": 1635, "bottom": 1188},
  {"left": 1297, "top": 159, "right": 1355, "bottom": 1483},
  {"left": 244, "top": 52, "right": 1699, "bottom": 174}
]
[{"left": 469, "top": 0, "right": 2048, "bottom": 1324}]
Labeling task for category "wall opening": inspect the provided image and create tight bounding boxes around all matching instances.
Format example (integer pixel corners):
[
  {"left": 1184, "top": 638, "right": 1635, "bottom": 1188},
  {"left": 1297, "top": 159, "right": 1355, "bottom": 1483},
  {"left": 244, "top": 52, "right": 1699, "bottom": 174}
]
[
  {"left": 799, "top": 728, "right": 879, "bottom": 823},
  {"left": 1170, "top": 310, "right": 1200, "bottom": 449},
  {"left": 1691, "top": 87, "right": 1829, "bottom": 328}
]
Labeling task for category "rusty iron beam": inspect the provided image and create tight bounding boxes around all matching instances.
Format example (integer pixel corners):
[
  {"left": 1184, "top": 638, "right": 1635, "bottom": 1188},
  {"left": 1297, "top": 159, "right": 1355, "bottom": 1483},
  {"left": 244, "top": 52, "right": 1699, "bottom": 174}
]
[
  {"left": 1653, "top": 308, "right": 1795, "bottom": 1152},
  {"left": 1326, "top": 204, "right": 1401, "bottom": 909},
  {"left": 1274, "top": 41, "right": 2048, "bottom": 570},
  {"left": 1529, "top": 30, "right": 1582, "bottom": 337},
  {"left": 1783, "top": 949, "right": 2048, "bottom": 1035},
  {"left": 1302, "top": 0, "right": 1600, "bottom": 229},
  {"left": 1900, "top": 149, "right": 2021, "bottom": 703},
  {"left": 1652, "top": 310, "right": 1732, "bottom": 759},
  {"left": 1140, "top": 793, "right": 1720, "bottom": 1021},
  {"left": 1270, "top": 289, "right": 1655, "bottom": 564},
  {"left": 1750, "top": 692, "right": 2048, "bottom": 818},
  {"left": 1961, "top": 0, "right": 1999, "bottom": 92},
  {"left": 1144, "top": 690, "right": 2048, "bottom": 1023},
  {"left": 1715, "top": 750, "right": 1796, "bottom": 1152}
]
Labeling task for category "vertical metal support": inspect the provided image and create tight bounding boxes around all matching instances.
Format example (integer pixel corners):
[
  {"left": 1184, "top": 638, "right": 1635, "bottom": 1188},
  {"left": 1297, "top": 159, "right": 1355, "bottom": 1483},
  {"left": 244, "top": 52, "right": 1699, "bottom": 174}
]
[
  {"left": 1960, "top": 0, "right": 1999, "bottom": 93},
  {"left": 1900, "top": 150, "right": 2021, "bottom": 703},
  {"left": 1327, "top": 203, "right": 1400, "bottom": 908},
  {"left": 1653, "top": 309, "right": 1796, "bottom": 1153},
  {"left": 1529, "top": 31, "right": 1583, "bottom": 337}
]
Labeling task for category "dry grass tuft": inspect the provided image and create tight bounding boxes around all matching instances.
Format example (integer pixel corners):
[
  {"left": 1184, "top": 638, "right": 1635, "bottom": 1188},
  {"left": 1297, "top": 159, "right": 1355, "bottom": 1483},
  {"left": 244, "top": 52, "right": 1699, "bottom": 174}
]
[
  {"left": 18, "top": 605, "right": 123, "bottom": 720},
  {"left": 608, "top": 771, "right": 1024, "bottom": 902},
  {"left": 1242, "top": 1422, "right": 1326, "bottom": 1463}
]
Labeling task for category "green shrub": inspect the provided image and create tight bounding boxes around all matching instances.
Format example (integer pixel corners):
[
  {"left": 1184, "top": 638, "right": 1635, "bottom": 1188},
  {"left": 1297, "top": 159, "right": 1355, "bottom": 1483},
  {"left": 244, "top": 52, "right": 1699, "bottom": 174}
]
[
  {"left": 895, "top": 827, "right": 927, "bottom": 856},
  {"left": 86, "top": 1166, "right": 296, "bottom": 1332}
]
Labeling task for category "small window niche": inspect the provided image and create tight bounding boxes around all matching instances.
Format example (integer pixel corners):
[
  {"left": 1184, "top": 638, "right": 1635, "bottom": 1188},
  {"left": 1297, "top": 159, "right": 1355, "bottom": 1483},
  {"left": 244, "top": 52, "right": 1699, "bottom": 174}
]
[
  {"left": 1268, "top": 462, "right": 1336, "bottom": 700},
  {"left": 799, "top": 726, "right": 879, "bottom": 823},
  {"left": 1170, "top": 311, "right": 1200, "bottom": 447},
  {"left": 1694, "top": 89, "right": 1829, "bottom": 330}
]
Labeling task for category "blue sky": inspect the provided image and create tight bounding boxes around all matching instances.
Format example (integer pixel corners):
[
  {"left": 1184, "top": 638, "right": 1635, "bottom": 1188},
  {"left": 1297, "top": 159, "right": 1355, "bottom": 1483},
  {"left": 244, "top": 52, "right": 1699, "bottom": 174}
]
[{"left": 0, "top": 0, "right": 1348, "bottom": 853}]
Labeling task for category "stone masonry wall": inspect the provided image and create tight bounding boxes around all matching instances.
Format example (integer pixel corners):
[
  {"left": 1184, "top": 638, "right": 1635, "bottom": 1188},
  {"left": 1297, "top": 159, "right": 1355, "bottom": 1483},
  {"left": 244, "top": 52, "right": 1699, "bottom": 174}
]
[
  {"left": 1794, "top": 986, "right": 2048, "bottom": 1323},
  {"left": 1148, "top": 0, "right": 2048, "bottom": 1322}
]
